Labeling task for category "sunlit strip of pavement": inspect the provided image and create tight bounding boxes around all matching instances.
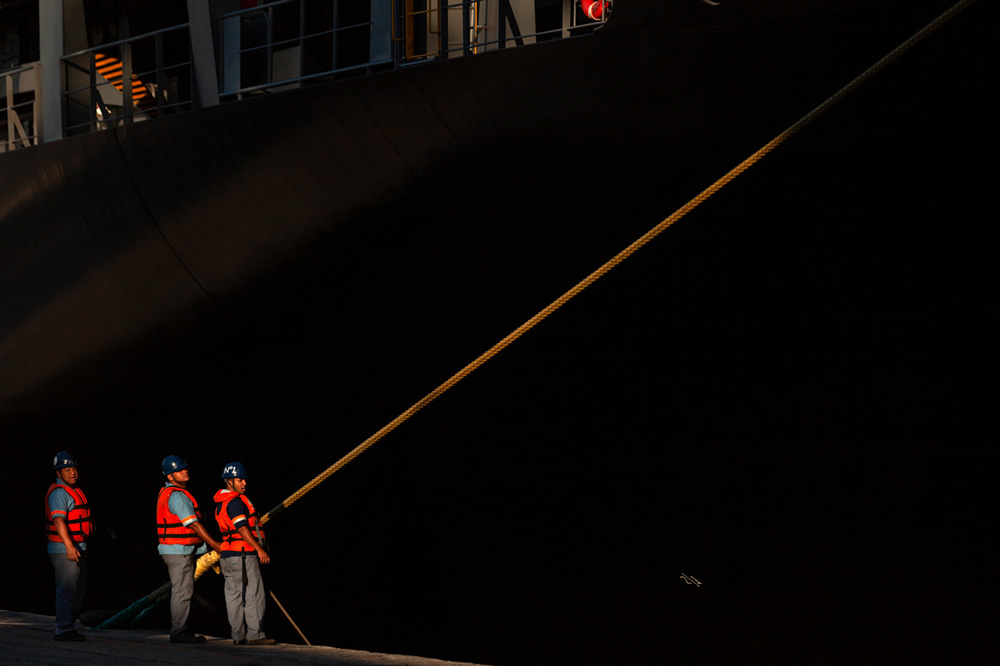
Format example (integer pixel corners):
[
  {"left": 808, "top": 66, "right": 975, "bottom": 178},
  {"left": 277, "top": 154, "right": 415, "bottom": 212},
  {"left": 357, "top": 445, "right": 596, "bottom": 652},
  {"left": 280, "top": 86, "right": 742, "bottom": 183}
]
[{"left": 0, "top": 610, "right": 492, "bottom": 666}]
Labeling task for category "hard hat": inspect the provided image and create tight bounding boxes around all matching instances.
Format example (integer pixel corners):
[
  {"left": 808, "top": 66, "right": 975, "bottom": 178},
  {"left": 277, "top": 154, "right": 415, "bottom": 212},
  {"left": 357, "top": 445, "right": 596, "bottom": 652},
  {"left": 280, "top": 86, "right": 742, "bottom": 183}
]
[
  {"left": 53, "top": 451, "right": 78, "bottom": 470},
  {"left": 162, "top": 455, "right": 189, "bottom": 476},
  {"left": 221, "top": 462, "right": 249, "bottom": 480}
]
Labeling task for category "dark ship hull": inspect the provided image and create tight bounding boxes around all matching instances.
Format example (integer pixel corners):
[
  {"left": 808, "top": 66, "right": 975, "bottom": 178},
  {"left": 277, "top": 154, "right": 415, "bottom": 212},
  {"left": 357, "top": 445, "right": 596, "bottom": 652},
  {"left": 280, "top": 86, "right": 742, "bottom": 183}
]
[{"left": 2, "top": 1, "right": 996, "bottom": 664}]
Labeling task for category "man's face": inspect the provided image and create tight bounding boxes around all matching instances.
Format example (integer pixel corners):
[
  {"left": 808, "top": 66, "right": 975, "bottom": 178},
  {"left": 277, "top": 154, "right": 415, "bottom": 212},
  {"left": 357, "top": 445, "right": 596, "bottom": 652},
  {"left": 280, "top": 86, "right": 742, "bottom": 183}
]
[
  {"left": 228, "top": 478, "right": 247, "bottom": 495},
  {"left": 169, "top": 469, "right": 191, "bottom": 485},
  {"left": 56, "top": 467, "right": 79, "bottom": 486}
]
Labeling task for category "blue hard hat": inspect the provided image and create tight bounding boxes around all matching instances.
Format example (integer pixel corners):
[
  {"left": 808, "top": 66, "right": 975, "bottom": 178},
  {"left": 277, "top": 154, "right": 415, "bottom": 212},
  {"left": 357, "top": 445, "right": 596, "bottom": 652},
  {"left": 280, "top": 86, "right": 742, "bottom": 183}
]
[
  {"left": 161, "top": 455, "right": 189, "bottom": 476},
  {"left": 53, "top": 451, "right": 78, "bottom": 470},
  {"left": 221, "top": 462, "right": 249, "bottom": 480}
]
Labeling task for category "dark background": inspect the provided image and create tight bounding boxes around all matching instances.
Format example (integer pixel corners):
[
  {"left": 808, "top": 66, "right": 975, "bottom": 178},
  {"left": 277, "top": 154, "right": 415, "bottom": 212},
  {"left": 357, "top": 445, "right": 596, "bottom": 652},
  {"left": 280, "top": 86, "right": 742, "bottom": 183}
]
[{"left": 1, "top": 1, "right": 996, "bottom": 664}]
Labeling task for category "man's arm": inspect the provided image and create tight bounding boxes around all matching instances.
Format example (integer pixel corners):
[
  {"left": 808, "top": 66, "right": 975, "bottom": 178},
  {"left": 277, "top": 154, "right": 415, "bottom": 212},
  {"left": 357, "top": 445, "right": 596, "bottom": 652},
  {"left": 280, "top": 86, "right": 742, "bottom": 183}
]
[
  {"left": 52, "top": 517, "right": 81, "bottom": 561},
  {"left": 227, "top": 496, "right": 269, "bottom": 563},
  {"left": 167, "top": 491, "right": 222, "bottom": 553},
  {"left": 188, "top": 520, "right": 223, "bottom": 554},
  {"left": 235, "top": 524, "right": 270, "bottom": 564}
]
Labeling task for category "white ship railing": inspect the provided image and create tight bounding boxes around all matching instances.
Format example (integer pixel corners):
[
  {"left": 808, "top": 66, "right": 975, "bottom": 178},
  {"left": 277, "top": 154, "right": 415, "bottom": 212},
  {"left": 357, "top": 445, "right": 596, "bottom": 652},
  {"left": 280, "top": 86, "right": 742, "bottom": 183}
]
[{"left": 1, "top": 62, "right": 42, "bottom": 153}]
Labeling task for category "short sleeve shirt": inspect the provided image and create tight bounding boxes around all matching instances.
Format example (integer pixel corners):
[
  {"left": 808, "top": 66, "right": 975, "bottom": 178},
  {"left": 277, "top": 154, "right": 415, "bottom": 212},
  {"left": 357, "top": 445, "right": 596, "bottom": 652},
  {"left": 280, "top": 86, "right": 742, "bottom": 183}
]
[{"left": 226, "top": 495, "right": 250, "bottom": 529}]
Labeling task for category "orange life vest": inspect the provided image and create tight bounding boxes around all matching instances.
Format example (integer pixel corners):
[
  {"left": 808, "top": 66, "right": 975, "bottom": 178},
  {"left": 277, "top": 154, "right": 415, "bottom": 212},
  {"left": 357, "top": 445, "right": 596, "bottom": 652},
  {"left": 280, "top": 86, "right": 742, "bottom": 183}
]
[
  {"left": 156, "top": 485, "right": 205, "bottom": 546},
  {"left": 214, "top": 490, "right": 265, "bottom": 553},
  {"left": 45, "top": 483, "right": 93, "bottom": 544}
]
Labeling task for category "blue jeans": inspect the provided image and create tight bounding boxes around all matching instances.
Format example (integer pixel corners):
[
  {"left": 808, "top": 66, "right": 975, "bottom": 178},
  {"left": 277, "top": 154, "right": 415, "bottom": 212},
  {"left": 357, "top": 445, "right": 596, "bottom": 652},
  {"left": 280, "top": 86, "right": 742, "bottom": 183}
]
[{"left": 49, "top": 552, "right": 87, "bottom": 635}]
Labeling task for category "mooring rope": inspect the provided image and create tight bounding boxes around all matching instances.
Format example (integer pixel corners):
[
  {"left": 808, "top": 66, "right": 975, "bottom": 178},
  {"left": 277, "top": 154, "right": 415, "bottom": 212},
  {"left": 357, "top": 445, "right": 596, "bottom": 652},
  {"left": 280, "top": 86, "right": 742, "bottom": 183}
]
[
  {"left": 95, "top": 0, "right": 976, "bottom": 632},
  {"left": 268, "top": 586, "right": 312, "bottom": 645},
  {"left": 250, "top": 0, "right": 978, "bottom": 525}
]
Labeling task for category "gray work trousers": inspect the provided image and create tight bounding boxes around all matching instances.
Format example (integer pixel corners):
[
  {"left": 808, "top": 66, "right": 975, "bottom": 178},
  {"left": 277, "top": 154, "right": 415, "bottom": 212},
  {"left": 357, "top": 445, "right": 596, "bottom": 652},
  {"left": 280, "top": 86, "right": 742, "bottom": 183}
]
[
  {"left": 50, "top": 552, "right": 87, "bottom": 635},
  {"left": 161, "top": 553, "right": 197, "bottom": 637},
  {"left": 219, "top": 553, "right": 267, "bottom": 641}
]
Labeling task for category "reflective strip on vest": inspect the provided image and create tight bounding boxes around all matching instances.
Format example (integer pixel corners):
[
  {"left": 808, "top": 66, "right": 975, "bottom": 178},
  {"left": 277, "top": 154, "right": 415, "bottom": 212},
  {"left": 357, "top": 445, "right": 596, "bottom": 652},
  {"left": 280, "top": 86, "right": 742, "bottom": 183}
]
[
  {"left": 215, "top": 494, "right": 265, "bottom": 553},
  {"left": 45, "top": 483, "right": 93, "bottom": 543},
  {"left": 156, "top": 486, "right": 204, "bottom": 546}
]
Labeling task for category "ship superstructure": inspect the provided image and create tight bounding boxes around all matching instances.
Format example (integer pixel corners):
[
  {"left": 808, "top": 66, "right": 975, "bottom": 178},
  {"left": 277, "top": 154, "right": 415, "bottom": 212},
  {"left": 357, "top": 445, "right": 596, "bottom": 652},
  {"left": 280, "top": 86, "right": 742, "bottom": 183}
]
[{"left": 2, "top": 0, "right": 607, "bottom": 151}]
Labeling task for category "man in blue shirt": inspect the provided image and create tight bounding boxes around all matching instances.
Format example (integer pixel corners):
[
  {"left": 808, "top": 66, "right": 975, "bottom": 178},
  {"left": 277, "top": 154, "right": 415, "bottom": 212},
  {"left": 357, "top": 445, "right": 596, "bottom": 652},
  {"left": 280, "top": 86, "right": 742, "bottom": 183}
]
[
  {"left": 156, "top": 455, "right": 222, "bottom": 644},
  {"left": 45, "top": 451, "right": 93, "bottom": 642}
]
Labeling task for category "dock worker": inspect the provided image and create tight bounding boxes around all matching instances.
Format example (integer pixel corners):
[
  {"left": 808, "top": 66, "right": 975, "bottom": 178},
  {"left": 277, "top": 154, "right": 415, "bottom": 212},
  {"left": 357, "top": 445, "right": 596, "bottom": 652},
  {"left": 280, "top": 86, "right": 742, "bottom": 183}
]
[
  {"left": 45, "top": 451, "right": 93, "bottom": 642},
  {"left": 157, "top": 455, "right": 222, "bottom": 644},
  {"left": 213, "top": 462, "right": 276, "bottom": 646}
]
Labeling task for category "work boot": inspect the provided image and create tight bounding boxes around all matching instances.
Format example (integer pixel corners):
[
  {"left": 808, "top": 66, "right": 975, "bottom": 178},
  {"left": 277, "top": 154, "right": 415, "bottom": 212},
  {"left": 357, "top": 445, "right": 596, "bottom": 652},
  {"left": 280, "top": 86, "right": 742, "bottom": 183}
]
[
  {"left": 55, "top": 630, "right": 86, "bottom": 642},
  {"left": 246, "top": 637, "right": 276, "bottom": 645},
  {"left": 169, "top": 631, "right": 206, "bottom": 644}
]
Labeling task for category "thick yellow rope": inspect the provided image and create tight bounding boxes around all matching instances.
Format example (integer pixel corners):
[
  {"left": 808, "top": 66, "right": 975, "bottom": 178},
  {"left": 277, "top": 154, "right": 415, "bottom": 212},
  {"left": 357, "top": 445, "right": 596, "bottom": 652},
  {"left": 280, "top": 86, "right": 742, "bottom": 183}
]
[{"left": 190, "top": 0, "right": 974, "bottom": 580}]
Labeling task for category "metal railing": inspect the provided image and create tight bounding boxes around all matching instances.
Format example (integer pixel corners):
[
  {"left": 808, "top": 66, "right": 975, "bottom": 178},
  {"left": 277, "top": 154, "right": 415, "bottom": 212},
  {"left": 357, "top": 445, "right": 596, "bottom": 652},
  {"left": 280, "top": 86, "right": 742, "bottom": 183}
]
[
  {"left": 396, "top": 0, "right": 608, "bottom": 61},
  {"left": 219, "top": 0, "right": 608, "bottom": 98},
  {"left": 219, "top": 0, "right": 385, "bottom": 99},
  {"left": 45, "top": 1, "right": 607, "bottom": 136},
  {"left": 61, "top": 24, "right": 194, "bottom": 137},
  {"left": 1, "top": 62, "right": 42, "bottom": 153}
]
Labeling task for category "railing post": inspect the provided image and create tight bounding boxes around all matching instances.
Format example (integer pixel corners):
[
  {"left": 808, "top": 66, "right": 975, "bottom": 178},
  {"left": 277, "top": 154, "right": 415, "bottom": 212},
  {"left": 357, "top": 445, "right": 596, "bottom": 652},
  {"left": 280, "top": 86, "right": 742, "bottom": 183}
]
[
  {"left": 462, "top": 1, "right": 471, "bottom": 56},
  {"left": 155, "top": 33, "right": 165, "bottom": 115},
  {"left": 5, "top": 72, "right": 13, "bottom": 151},
  {"left": 122, "top": 41, "right": 133, "bottom": 125},
  {"left": 89, "top": 54, "right": 97, "bottom": 132},
  {"left": 267, "top": 5, "right": 274, "bottom": 84},
  {"left": 332, "top": 0, "right": 341, "bottom": 70},
  {"left": 33, "top": 62, "right": 42, "bottom": 145},
  {"left": 370, "top": 0, "right": 393, "bottom": 65},
  {"left": 439, "top": 0, "right": 449, "bottom": 58}
]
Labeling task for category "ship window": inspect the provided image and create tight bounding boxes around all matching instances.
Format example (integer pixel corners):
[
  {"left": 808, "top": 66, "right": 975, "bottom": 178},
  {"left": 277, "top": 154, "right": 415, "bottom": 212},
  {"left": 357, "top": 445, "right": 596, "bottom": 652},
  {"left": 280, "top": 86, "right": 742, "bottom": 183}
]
[
  {"left": 271, "top": 2, "right": 301, "bottom": 44},
  {"left": 337, "top": 2, "right": 371, "bottom": 27},
  {"left": 302, "top": 0, "right": 334, "bottom": 36},
  {"left": 241, "top": 13, "right": 269, "bottom": 50},
  {"left": 302, "top": 33, "right": 333, "bottom": 76}
]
